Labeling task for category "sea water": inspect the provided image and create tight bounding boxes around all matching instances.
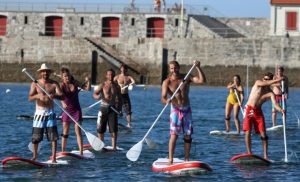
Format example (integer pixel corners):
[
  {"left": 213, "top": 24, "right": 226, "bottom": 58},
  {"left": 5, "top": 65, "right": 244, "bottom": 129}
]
[{"left": 0, "top": 83, "right": 299, "bottom": 181}]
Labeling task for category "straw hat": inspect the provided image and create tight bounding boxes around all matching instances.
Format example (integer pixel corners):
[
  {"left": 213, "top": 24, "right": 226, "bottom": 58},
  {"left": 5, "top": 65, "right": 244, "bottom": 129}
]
[{"left": 37, "top": 63, "right": 52, "bottom": 72}]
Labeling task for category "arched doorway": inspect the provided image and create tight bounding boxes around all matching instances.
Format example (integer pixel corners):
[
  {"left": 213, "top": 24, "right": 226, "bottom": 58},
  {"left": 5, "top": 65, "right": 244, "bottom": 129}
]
[
  {"left": 45, "top": 16, "right": 63, "bottom": 37},
  {"left": 147, "top": 17, "right": 165, "bottom": 38}
]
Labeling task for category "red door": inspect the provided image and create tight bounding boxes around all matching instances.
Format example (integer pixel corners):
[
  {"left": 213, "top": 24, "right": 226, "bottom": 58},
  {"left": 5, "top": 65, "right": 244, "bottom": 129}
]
[
  {"left": 147, "top": 18, "right": 165, "bottom": 38},
  {"left": 286, "top": 12, "right": 297, "bottom": 31},
  {"left": 0, "top": 15, "right": 7, "bottom": 36},
  {"left": 102, "top": 17, "right": 119, "bottom": 37},
  {"left": 45, "top": 16, "right": 63, "bottom": 37}
]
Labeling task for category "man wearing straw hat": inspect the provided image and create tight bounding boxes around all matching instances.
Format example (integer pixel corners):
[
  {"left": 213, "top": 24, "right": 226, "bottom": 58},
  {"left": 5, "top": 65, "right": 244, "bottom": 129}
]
[{"left": 28, "top": 63, "right": 64, "bottom": 163}]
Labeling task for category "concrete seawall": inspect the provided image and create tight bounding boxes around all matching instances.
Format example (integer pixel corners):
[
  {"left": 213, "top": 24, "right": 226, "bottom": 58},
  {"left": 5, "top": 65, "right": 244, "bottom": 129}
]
[{"left": 2, "top": 62, "right": 299, "bottom": 87}]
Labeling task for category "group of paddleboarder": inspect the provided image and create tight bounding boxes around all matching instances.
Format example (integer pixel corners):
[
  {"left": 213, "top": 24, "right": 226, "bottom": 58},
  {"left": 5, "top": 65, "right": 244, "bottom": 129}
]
[
  {"left": 224, "top": 66, "right": 288, "bottom": 159},
  {"left": 27, "top": 63, "right": 134, "bottom": 163},
  {"left": 26, "top": 61, "right": 288, "bottom": 164}
]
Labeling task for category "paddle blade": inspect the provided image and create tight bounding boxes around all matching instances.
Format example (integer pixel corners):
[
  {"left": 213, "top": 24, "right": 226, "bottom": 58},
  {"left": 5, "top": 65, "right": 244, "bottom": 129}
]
[
  {"left": 126, "top": 141, "right": 144, "bottom": 161},
  {"left": 128, "top": 84, "right": 133, "bottom": 90},
  {"left": 28, "top": 142, "right": 42, "bottom": 153},
  {"left": 85, "top": 132, "right": 104, "bottom": 151},
  {"left": 145, "top": 138, "right": 157, "bottom": 149}
]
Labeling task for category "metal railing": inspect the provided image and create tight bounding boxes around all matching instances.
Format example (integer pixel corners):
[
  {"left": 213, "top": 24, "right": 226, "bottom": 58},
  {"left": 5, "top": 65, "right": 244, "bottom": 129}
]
[{"left": 0, "top": 1, "right": 224, "bottom": 16}]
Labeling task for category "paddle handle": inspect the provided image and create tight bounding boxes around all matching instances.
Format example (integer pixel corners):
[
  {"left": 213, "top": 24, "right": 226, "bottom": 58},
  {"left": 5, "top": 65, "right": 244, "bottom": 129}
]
[
  {"left": 22, "top": 68, "right": 87, "bottom": 133},
  {"left": 281, "top": 80, "right": 288, "bottom": 162},
  {"left": 141, "top": 63, "right": 197, "bottom": 141}
]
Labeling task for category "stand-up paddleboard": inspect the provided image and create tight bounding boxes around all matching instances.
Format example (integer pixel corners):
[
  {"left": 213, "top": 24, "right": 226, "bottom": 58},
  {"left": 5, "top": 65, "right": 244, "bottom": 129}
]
[
  {"left": 266, "top": 125, "right": 283, "bottom": 132},
  {"left": 16, "top": 115, "right": 97, "bottom": 120},
  {"left": 230, "top": 154, "right": 271, "bottom": 165},
  {"left": 152, "top": 158, "right": 212, "bottom": 175},
  {"left": 1, "top": 156, "right": 68, "bottom": 169},
  {"left": 210, "top": 130, "right": 244, "bottom": 136},
  {"left": 50, "top": 150, "right": 95, "bottom": 160},
  {"left": 83, "top": 144, "right": 124, "bottom": 152},
  {"left": 118, "top": 123, "right": 132, "bottom": 133}
]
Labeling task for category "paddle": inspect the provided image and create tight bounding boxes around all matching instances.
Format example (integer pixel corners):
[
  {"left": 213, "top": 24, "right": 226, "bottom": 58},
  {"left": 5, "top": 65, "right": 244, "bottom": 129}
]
[
  {"left": 82, "top": 100, "right": 102, "bottom": 113},
  {"left": 281, "top": 80, "right": 288, "bottom": 162},
  {"left": 233, "top": 88, "right": 245, "bottom": 118},
  {"left": 82, "top": 100, "right": 121, "bottom": 116},
  {"left": 22, "top": 68, "right": 104, "bottom": 151},
  {"left": 126, "top": 63, "right": 197, "bottom": 161},
  {"left": 121, "top": 83, "right": 133, "bottom": 91}
]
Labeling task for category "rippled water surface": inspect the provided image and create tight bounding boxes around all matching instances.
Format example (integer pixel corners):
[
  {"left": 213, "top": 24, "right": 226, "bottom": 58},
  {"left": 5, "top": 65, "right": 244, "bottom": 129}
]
[{"left": 0, "top": 83, "right": 299, "bottom": 181}]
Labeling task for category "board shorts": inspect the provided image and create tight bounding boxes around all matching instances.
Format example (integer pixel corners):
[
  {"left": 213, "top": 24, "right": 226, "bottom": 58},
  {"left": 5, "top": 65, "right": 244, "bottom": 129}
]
[
  {"left": 272, "top": 95, "right": 287, "bottom": 112},
  {"left": 242, "top": 105, "right": 266, "bottom": 134},
  {"left": 169, "top": 105, "right": 193, "bottom": 136},
  {"left": 121, "top": 93, "right": 132, "bottom": 115},
  {"left": 32, "top": 109, "right": 59, "bottom": 144},
  {"left": 97, "top": 105, "right": 118, "bottom": 134}
]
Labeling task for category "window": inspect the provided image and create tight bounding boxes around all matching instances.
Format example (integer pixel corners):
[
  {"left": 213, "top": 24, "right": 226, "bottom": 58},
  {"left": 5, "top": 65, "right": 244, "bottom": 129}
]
[{"left": 286, "top": 12, "right": 297, "bottom": 31}]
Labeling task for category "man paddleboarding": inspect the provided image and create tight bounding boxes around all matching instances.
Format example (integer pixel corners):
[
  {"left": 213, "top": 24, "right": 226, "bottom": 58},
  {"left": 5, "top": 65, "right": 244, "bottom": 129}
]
[
  {"left": 28, "top": 63, "right": 64, "bottom": 163},
  {"left": 161, "top": 60, "right": 206, "bottom": 165},
  {"left": 243, "top": 72, "right": 285, "bottom": 159}
]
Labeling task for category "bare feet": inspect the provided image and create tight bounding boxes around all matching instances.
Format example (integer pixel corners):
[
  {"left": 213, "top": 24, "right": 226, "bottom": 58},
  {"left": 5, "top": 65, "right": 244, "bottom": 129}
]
[
  {"left": 31, "top": 157, "right": 37, "bottom": 161},
  {"left": 52, "top": 160, "right": 57, "bottom": 164},
  {"left": 168, "top": 159, "right": 173, "bottom": 165},
  {"left": 127, "top": 123, "right": 131, "bottom": 128}
]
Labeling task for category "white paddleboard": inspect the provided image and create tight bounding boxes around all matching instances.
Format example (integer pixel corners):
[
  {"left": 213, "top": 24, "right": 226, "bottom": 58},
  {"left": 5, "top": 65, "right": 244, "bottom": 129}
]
[
  {"left": 51, "top": 150, "right": 95, "bottom": 160},
  {"left": 266, "top": 125, "right": 283, "bottom": 132},
  {"left": 152, "top": 158, "right": 212, "bottom": 175},
  {"left": 102, "top": 146, "right": 124, "bottom": 152},
  {"left": 83, "top": 144, "right": 124, "bottom": 152},
  {"left": 210, "top": 130, "right": 244, "bottom": 136}
]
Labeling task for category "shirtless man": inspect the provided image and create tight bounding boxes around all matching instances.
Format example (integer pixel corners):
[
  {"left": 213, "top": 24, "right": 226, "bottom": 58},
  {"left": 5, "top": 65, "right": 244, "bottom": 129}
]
[
  {"left": 93, "top": 69, "right": 123, "bottom": 150},
  {"left": 28, "top": 63, "right": 64, "bottom": 163},
  {"left": 161, "top": 60, "right": 206, "bottom": 164},
  {"left": 243, "top": 72, "right": 284, "bottom": 159},
  {"left": 271, "top": 66, "right": 289, "bottom": 127},
  {"left": 114, "top": 64, "right": 135, "bottom": 128}
]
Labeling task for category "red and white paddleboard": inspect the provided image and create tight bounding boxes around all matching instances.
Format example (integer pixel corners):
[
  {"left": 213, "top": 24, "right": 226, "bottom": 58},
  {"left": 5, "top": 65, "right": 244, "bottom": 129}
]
[
  {"left": 1, "top": 156, "right": 68, "bottom": 169},
  {"left": 49, "top": 150, "right": 95, "bottom": 160},
  {"left": 152, "top": 158, "right": 212, "bottom": 175},
  {"left": 230, "top": 153, "right": 271, "bottom": 165},
  {"left": 83, "top": 144, "right": 124, "bottom": 152}
]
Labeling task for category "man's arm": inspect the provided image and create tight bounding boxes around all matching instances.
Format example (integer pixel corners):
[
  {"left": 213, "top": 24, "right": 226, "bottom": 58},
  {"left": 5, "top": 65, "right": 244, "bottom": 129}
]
[
  {"left": 128, "top": 76, "right": 136, "bottom": 85},
  {"left": 28, "top": 82, "right": 38, "bottom": 102},
  {"left": 256, "top": 77, "right": 283, "bottom": 87},
  {"left": 191, "top": 60, "right": 206, "bottom": 84},
  {"left": 161, "top": 79, "right": 169, "bottom": 105},
  {"left": 53, "top": 81, "right": 64, "bottom": 100},
  {"left": 93, "top": 83, "right": 103, "bottom": 100}
]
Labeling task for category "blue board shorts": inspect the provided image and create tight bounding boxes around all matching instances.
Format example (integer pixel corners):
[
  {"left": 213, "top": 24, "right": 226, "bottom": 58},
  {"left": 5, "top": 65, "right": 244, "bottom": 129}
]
[{"left": 32, "top": 109, "right": 58, "bottom": 144}]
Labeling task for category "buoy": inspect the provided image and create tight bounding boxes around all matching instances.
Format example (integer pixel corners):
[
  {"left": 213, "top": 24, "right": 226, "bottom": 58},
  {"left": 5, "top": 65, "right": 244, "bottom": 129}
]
[{"left": 5, "top": 89, "right": 11, "bottom": 93}]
